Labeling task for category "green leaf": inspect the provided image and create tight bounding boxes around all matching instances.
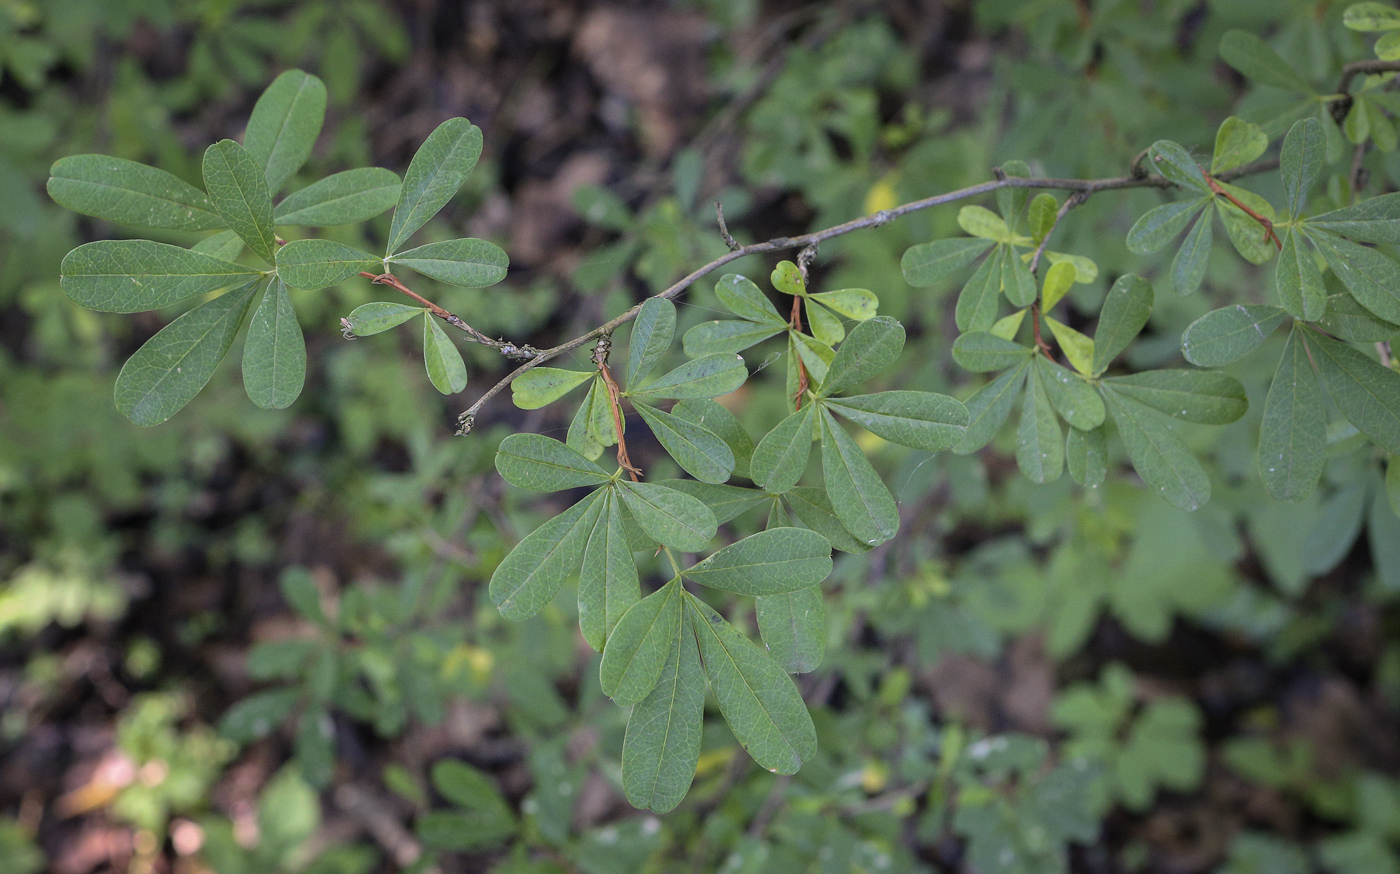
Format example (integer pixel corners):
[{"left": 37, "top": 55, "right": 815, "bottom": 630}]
[
  {"left": 1171, "top": 208, "right": 1213, "bottom": 296},
  {"left": 791, "top": 332, "right": 835, "bottom": 386},
  {"left": 770, "top": 260, "right": 805, "bottom": 295},
  {"left": 626, "top": 298, "right": 676, "bottom": 387},
  {"left": 810, "top": 288, "right": 878, "bottom": 320},
  {"left": 60, "top": 240, "right": 259, "bottom": 313},
  {"left": 901, "top": 237, "right": 994, "bottom": 287},
  {"left": 431, "top": 759, "right": 512, "bottom": 816},
  {"left": 202, "top": 140, "right": 278, "bottom": 264},
  {"left": 1067, "top": 425, "right": 1108, "bottom": 487},
  {"left": 1317, "top": 293, "right": 1400, "bottom": 342},
  {"left": 1345, "top": 2, "right": 1400, "bottom": 29},
  {"left": 686, "top": 596, "right": 817, "bottom": 774},
  {"left": 47, "top": 155, "right": 222, "bottom": 231},
  {"left": 1306, "top": 192, "right": 1400, "bottom": 244},
  {"left": 1104, "top": 370, "right": 1248, "bottom": 424},
  {"left": 684, "top": 528, "right": 832, "bottom": 596},
  {"left": 633, "top": 402, "right": 735, "bottom": 483},
  {"left": 1041, "top": 260, "right": 1077, "bottom": 310},
  {"left": 958, "top": 205, "right": 1012, "bottom": 241},
  {"left": 630, "top": 354, "right": 746, "bottom": 401},
  {"left": 1219, "top": 30, "right": 1314, "bottom": 94},
  {"left": 386, "top": 118, "right": 484, "bottom": 256},
  {"left": 682, "top": 320, "right": 783, "bottom": 357},
  {"left": 1002, "top": 245, "right": 1038, "bottom": 308},
  {"left": 1038, "top": 358, "right": 1105, "bottom": 430},
  {"left": 220, "top": 687, "right": 301, "bottom": 742},
  {"left": 820, "top": 316, "right": 904, "bottom": 395},
  {"left": 1258, "top": 328, "right": 1327, "bottom": 502},
  {"left": 1308, "top": 330, "right": 1400, "bottom": 455},
  {"left": 276, "top": 239, "right": 381, "bottom": 290},
  {"left": 1147, "top": 141, "right": 1210, "bottom": 191},
  {"left": 784, "top": 487, "right": 871, "bottom": 554},
  {"left": 951, "top": 332, "right": 1033, "bottom": 372},
  {"left": 600, "top": 580, "right": 682, "bottom": 704},
  {"left": 825, "top": 390, "right": 969, "bottom": 451},
  {"left": 955, "top": 359, "right": 1030, "bottom": 453},
  {"left": 1093, "top": 274, "right": 1154, "bottom": 376},
  {"left": 244, "top": 69, "right": 327, "bottom": 193},
  {"left": 756, "top": 587, "right": 825, "bottom": 674},
  {"left": 1276, "top": 227, "right": 1325, "bottom": 320},
  {"left": 273, "top": 167, "right": 401, "bottom": 226},
  {"left": 990, "top": 309, "right": 1026, "bottom": 340},
  {"left": 1126, "top": 199, "right": 1208, "bottom": 254},
  {"left": 1017, "top": 364, "right": 1064, "bottom": 484},
  {"left": 1281, "top": 118, "right": 1325, "bottom": 217},
  {"left": 621, "top": 611, "right": 704, "bottom": 813},
  {"left": 1308, "top": 230, "right": 1400, "bottom": 324},
  {"left": 242, "top": 278, "right": 305, "bottom": 410},
  {"left": 1046, "top": 317, "right": 1095, "bottom": 376},
  {"left": 1215, "top": 184, "right": 1278, "bottom": 265},
  {"left": 617, "top": 481, "right": 717, "bottom": 552},
  {"left": 423, "top": 315, "right": 468, "bottom": 394},
  {"left": 1103, "top": 390, "right": 1211, "bottom": 511},
  {"left": 1212, "top": 117, "right": 1269, "bottom": 174},
  {"left": 715, "top": 273, "right": 786, "bottom": 326},
  {"left": 671, "top": 400, "right": 754, "bottom": 479},
  {"left": 495, "top": 433, "right": 611, "bottom": 491},
  {"left": 389, "top": 238, "right": 508, "bottom": 288},
  {"left": 417, "top": 809, "right": 516, "bottom": 852},
  {"left": 114, "top": 279, "right": 259, "bottom": 426},
  {"left": 1302, "top": 481, "right": 1368, "bottom": 574},
  {"left": 569, "top": 377, "right": 612, "bottom": 459},
  {"left": 804, "top": 300, "right": 844, "bottom": 346},
  {"left": 657, "top": 480, "right": 765, "bottom": 524},
  {"left": 1181, "top": 304, "right": 1289, "bottom": 367},
  {"left": 511, "top": 367, "right": 594, "bottom": 410},
  {"left": 820, "top": 408, "right": 899, "bottom": 545},
  {"left": 751, "top": 405, "right": 816, "bottom": 493},
  {"left": 345, "top": 301, "right": 425, "bottom": 336},
  {"left": 488, "top": 489, "right": 604, "bottom": 620},
  {"left": 192, "top": 230, "right": 244, "bottom": 262},
  {"left": 954, "top": 246, "right": 1004, "bottom": 332},
  {"left": 1029, "top": 192, "right": 1058, "bottom": 240}
]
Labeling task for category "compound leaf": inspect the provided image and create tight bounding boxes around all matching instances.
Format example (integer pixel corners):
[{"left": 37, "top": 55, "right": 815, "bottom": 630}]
[
  {"left": 902, "top": 237, "right": 994, "bottom": 287},
  {"left": 1309, "top": 330, "right": 1400, "bottom": 455},
  {"left": 955, "top": 358, "right": 1031, "bottom": 453},
  {"left": 1212, "top": 117, "right": 1269, "bottom": 174},
  {"left": 751, "top": 405, "right": 816, "bottom": 494},
  {"left": 1281, "top": 117, "right": 1325, "bottom": 217},
  {"left": 1147, "top": 141, "right": 1210, "bottom": 192},
  {"left": 1171, "top": 207, "right": 1213, "bottom": 296},
  {"left": 810, "top": 288, "right": 878, "bottom": 320},
  {"left": 1039, "top": 358, "right": 1105, "bottom": 430},
  {"left": 1306, "top": 192, "right": 1400, "bottom": 244},
  {"left": 1219, "top": 30, "right": 1314, "bottom": 94},
  {"left": 1126, "top": 199, "right": 1208, "bottom": 254},
  {"left": 511, "top": 367, "right": 594, "bottom": 410},
  {"left": 630, "top": 354, "right": 747, "bottom": 401},
  {"left": 954, "top": 245, "right": 1004, "bottom": 332},
  {"left": 345, "top": 301, "right": 425, "bottom": 336},
  {"left": 715, "top": 273, "right": 786, "bottom": 326},
  {"left": 671, "top": 400, "right": 754, "bottom": 479},
  {"left": 1308, "top": 230, "right": 1400, "bottom": 324},
  {"left": 682, "top": 320, "right": 783, "bottom": 357},
  {"left": 1067, "top": 425, "right": 1108, "bottom": 487},
  {"left": 1017, "top": 364, "right": 1064, "bottom": 484},
  {"left": 951, "top": 332, "right": 1034, "bottom": 372},
  {"left": 1276, "top": 227, "right": 1325, "bottom": 320}
]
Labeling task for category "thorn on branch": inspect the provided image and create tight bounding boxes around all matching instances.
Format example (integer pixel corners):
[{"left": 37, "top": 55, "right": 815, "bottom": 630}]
[{"left": 716, "top": 201, "right": 741, "bottom": 252}]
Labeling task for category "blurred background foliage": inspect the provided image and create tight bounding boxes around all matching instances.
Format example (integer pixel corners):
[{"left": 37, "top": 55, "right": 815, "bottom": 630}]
[{"left": 3, "top": 0, "right": 1400, "bottom": 872}]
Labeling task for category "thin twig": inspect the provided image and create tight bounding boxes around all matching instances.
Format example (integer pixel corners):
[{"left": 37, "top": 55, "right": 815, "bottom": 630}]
[
  {"left": 358, "top": 272, "right": 538, "bottom": 359},
  {"left": 453, "top": 158, "right": 1278, "bottom": 434},
  {"left": 1202, "top": 170, "right": 1281, "bottom": 250},
  {"left": 1336, "top": 58, "right": 1400, "bottom": 98},
  {"left": 716, "top": 201, "right": 741, "bottom": 251}
]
